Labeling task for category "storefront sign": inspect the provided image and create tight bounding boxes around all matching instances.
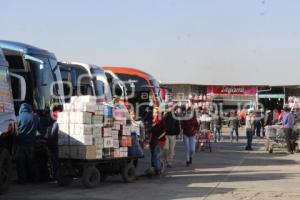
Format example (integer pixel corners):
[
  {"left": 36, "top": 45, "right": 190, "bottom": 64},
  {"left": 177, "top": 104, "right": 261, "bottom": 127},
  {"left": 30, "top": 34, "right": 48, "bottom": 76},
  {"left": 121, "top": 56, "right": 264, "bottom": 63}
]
[{"left": 207, "top": 86, "right": 257, "bottom": 96}]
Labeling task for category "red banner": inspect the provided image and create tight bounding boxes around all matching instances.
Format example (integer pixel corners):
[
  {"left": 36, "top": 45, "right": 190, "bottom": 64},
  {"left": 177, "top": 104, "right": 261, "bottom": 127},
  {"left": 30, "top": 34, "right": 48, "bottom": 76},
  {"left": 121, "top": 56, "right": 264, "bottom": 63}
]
[{"left": 207, "top": 86, "right": 257, "bottom": 96}]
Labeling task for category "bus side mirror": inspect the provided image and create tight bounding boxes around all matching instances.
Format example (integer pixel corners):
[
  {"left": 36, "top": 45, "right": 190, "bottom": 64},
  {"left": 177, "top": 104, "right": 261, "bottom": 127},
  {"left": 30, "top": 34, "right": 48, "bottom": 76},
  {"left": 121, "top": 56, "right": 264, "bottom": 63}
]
[{"left": 9, "top": 73, "right": 26, "bottom": 102}]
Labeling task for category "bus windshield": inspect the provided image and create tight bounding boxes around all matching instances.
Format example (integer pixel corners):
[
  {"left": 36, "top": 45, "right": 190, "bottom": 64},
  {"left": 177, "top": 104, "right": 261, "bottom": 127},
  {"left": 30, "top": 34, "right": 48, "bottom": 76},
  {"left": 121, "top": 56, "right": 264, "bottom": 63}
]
[
  {"left": 28, "top": 55, "right": 58, "bottom": 110},
  {"left": 90, "top": 68, "right": 108, "bottom": 99}
]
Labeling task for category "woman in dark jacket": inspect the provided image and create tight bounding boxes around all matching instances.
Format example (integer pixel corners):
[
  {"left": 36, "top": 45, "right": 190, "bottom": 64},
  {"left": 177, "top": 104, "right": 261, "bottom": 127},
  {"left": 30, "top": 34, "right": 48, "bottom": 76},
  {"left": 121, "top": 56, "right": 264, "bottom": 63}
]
[{"left": 181, "top": 108, "right": 200, "bottom": 167}]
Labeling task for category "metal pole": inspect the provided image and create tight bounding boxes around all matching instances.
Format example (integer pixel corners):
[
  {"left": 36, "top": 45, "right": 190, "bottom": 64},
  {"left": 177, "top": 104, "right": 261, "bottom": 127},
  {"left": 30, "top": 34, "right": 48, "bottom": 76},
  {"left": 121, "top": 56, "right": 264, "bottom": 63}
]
[{"left": 284, "top": 87, "right": 286, "bottom": 105}]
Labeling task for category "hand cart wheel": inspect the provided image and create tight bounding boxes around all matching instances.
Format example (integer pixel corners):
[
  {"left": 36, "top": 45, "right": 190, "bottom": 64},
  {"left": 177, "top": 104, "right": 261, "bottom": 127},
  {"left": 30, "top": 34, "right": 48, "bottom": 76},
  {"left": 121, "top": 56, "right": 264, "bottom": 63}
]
[
  {"left": 81, "top": 166, "right": 100, "bottom": 188},
  {"left": 121, "top": 162, "right": 136, "bottom": 183}
]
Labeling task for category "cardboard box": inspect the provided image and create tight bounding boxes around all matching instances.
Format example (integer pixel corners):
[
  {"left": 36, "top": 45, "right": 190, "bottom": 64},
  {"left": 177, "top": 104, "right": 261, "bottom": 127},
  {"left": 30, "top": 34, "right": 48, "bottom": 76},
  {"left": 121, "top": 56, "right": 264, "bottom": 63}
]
[
  {"left": 113, "top": 122, "right": 122, "bottom": 131},
  {"left": 59, "top": 145, "right": 97, "bottom": 160},
  {"left": 113, "top": 140, "right": 120, "bottom": 149},
  {"left": 113, "top": 148, "right": 120, "bottom": 158},
  {"left": 121, "top": 151, "right": 128, "bottom": 157},
  {"left": 103, "top": 148, "right": 114, "bottom": 158},
  {"left": 96, "top": 149, "right": 103, "bottom": 159},
  {"left": 120, "top": 136, "right": 132, "bottom": 147},
  {"left": 70, "top": 135, "right": 94, "bottom": 145},
  {"left": 57, "top": 112, "right": 70, "bottom": 124},
  {"left": 71, "top": 124, "right": 93, "bottom": 135},
  {"left": 73, "top": 103, "right": 96, "bottom": 113},
  {"left": 75, "top": 145, "right": 97, "bottom": 159},
  {"left": 119, "top": 147, "right": 128, "bottom": 158},
  {"left": 58, "top": 123, "right": 69, "bottom": 134},
  {"left": 95, "top": 138, "right": 104, "bottom": 149},
  {"left": 63, "top": 103, "right": 73, "bottom": 111},
  {"left": 103, "top": 137, "right": 114, "bottom": 148},
  {"left": 111, "top": 130, "right": 119, "bottom": 140},
  {"left": 95, "top": 110, "right": 104, "bottom": 116},
  {"left": 69, "top": 123, "right": 75, "bottom": 135},
  {"left": 119, "top": 147, "right": 128, "bottom": 152},
  {"left": 70, "top": 112, "right": 92, "bottom": 124},
  {"left": 123, "top": 126, "right": 131, "bottom": 136},
  {"left": 71, "top": 95, "right": 97, "bottom": 105},
  {"left": 115, "top": 119, "right": 127, "bottom": 125},
  {"left": 97, "top": 104, "right": 105, "bottom": 111},
  {"left": 103, "top": 127, "right": 112, "bottom": 137},
  {"left": 93, "top": 125, "right": 102, "bottom": 137},
  {"left": 70, "top": 96, "right": 79, "bottom": 104},
  {"left": 104, "top": 117, "right": 114, "bottom": 126},
  {"left": 92, "top": 115, "right": 103, "bottom": 125}
]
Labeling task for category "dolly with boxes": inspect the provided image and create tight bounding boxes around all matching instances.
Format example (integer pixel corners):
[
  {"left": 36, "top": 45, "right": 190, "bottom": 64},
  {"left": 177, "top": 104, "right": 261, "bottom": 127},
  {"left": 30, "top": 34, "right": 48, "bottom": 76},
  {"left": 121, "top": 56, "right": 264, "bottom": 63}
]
[{"left": 56, "top": 95, "right": 141, "bottom": 188}]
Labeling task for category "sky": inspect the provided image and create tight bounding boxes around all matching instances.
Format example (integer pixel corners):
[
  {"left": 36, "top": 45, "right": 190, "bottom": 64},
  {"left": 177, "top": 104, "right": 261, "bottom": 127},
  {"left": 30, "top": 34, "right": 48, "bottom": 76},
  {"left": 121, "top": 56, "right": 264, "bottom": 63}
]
[{"left": 1, "top": 0, "right": 300, "bottom": 85}]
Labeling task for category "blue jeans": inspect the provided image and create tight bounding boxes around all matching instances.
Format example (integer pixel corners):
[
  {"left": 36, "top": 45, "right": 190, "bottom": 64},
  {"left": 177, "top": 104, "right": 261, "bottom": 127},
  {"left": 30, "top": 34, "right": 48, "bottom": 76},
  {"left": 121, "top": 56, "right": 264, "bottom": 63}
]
[
  {"left": 183, "top": 134, "right": 196, "bottom": 162},
  {"left": 255, "top": 122, "right": 261, "bottom": 137},
  {"left": 230, "top": 128, "right": 239, "bottom": 142},
  {"left": 214, "top": 127, "right": 221, "bottom": 142},
  {"left": 246, "top": 128, "right": 253, "bottom": 149},
  {"left": 151, "top": 145, "right": 161, "bottom": 172}
]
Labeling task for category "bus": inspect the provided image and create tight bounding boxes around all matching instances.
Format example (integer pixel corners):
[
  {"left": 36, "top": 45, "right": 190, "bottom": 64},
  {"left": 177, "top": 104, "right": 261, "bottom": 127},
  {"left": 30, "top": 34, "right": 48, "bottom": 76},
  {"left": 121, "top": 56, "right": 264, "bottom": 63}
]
[
  {"left": 0, "top": 41, "right": 64, "bottom": 129},
  {"left": 102, "top": 66, "right": 163, "bottom": 118},
  {"left": 58, "top": 62, "right": 129, "bottom": 120},
  {"left": 0, "top": 40, "right": 64, "bottom": 193},
  {"left": 0, "top": 47, "right": 26, "bottom": 194},
  {"left": 58, "top": 61, "right": 109, "bottom": 103}
]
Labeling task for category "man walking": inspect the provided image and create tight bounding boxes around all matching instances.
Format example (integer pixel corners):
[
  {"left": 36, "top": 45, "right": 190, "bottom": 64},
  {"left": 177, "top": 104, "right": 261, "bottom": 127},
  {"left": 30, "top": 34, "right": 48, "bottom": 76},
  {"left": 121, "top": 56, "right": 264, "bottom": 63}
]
[
  {"left": 281, "top": 106, "right": 294, "bottom": 154},
  {"left": 212, "top": 112, "right": 222, "bottom": 142},
  {"left": 228, "top": 111, "right": 240, "bottom": 143},
  {"left": 245, "top": 111, "right": 255, "bottom": 150},
  {"left": 16, "top": 103, "right": 38, "bottom": 184},
  {"left": 163, "top": 105, "right": 180, "bottom": 168}
]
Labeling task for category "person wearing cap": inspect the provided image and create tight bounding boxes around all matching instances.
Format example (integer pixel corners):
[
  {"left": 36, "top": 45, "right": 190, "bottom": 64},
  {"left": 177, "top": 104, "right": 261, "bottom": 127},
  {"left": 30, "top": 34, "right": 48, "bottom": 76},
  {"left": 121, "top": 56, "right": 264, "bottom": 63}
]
[
  {"left": 245, "top": 111, "right": 255, "bottom": 150},
  {"left": 281, "top": 106, "right": 295, "bottom": 154}
]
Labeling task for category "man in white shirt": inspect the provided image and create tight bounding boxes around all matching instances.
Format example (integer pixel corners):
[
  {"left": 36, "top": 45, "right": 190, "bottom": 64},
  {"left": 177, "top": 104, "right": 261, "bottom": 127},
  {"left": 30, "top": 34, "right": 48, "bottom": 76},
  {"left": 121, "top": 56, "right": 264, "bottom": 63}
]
[{"left": 245, "top": 111, "right": 255, "bottom": 150}]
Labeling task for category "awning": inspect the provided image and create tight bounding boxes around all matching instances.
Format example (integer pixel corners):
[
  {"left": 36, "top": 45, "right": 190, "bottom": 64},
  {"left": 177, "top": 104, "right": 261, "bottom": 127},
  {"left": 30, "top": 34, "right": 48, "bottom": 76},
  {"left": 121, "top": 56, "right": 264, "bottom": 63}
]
[{"left": 258, "top": 94, "right": 285, "bottom": 99}]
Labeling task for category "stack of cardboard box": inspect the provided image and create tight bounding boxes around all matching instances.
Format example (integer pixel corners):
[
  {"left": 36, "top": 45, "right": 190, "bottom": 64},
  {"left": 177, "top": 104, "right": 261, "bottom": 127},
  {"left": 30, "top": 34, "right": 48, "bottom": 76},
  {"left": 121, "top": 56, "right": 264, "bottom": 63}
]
[{"left": 58, "top": 95, "right": 131, "bottom": 160}]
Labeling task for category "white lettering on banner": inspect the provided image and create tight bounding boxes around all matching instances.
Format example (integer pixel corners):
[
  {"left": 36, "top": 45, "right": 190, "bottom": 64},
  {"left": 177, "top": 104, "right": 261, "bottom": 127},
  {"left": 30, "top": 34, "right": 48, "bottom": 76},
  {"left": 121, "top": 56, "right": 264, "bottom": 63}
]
[{"left": 221, "top": 87, "right": 245, "bottom": 94}]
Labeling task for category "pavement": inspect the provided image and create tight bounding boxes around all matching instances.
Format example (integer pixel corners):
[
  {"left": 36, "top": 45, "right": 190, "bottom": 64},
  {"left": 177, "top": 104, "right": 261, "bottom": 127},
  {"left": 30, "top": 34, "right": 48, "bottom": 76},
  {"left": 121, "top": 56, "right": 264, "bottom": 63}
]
[{"left": 1, "top": 127, "right": 300, "bottom": 200}]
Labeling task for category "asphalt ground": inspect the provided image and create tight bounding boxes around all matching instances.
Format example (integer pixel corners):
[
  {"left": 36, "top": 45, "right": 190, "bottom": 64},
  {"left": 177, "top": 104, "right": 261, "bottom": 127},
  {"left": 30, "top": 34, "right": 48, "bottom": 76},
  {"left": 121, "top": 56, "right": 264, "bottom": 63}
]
[{"left": 2, "top": 127, "right": 300, "bottom": 200}]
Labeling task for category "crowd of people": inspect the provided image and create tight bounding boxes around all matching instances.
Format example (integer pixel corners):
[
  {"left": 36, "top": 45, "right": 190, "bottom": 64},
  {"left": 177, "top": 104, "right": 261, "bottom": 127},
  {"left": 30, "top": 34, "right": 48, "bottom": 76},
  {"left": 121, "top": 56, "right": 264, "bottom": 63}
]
[
  {"left": 142, "top": 104, "right": 299, "bottom": 176},
  {"left": 12, "top": 102, "right": 299, "bottom": 183}
]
